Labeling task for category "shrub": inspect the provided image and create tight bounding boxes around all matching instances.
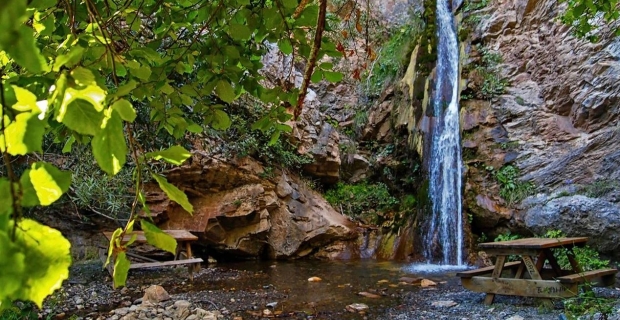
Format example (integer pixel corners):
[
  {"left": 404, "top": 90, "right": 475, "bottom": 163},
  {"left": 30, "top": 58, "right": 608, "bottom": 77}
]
[
  {"left": 325, "top": 182, "right": 398, "bottom": 224},
  {"left": 542, "top": 230, "right": 609, "bottom": 272},
  {"left": 495, "top": 165, "right": 535, "bottom": 205}
]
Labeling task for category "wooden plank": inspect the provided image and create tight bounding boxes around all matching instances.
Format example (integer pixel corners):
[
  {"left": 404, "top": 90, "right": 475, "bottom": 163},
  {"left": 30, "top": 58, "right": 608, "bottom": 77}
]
[
  {"left": 456, "top": 261, "right": 522, "bottom": 278},
  {"left": 479, "top": 237, "right": 588, "bottom": 250},
  {"left": 103, "top": 230, "right": 198, "bottom": 243},
  {"left": 483, "top": 248, "right": 540, "bottom": 257},
  {"left": 129, "top": 258, "right": 203, "bottom": 269},
  {"left": 556, "top": 269, "right": 618, "bottom": 284},
  {"left": 566, "top": 248, "right": 582, "bottom": 273},
  {"left": 461, "top": 277, "right": 579, "bottom": 298},
  {"left": 484, "top": 255, "right": 506, "bottom": 305}
]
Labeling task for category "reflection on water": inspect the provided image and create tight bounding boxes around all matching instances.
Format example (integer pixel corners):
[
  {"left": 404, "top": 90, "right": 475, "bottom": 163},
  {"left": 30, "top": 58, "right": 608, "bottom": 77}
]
[
  {"left": 197, "top": 260, "right": 459, "bottom": 315},
  {"left": 403, "top": 263, "right": 471, "bottom": 274}
]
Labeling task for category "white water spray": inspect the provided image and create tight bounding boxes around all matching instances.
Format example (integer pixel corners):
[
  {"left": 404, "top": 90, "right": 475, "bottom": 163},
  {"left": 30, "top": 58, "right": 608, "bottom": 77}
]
[{"left": 423, "top": 0, "right": 464, "bottom": 266}]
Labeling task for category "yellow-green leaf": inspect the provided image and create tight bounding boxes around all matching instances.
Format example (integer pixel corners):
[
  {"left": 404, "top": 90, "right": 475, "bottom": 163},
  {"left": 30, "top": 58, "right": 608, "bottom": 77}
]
[
  {"left": 152, "top": 174, "right": 193, "bottom": 214},
  {"left": 19, "top": 162, "right": 71, "bottom": 206},
  {"left": 59, "top": 99, "right": 105, "bottom": 136},
  {"left": 92, "top": 110, "right": 127, "bottom": 175},
  {"left": 113, "top": 252, "right": 131, "bottom": 288},
  {"left": 4, "top": 112, "right": 45, "bottom": 155},
  {"left": 111, "top": 99, "right": 137, "bottom": 122},
  {"left": 144, "top": 145, "right": 191, "bottom": 165},
  {"left": 4, "top": 219, "right": 71, "bottom": 307},
  {"left": 141, "top": 221, "right": 177, "bottom": 255}
]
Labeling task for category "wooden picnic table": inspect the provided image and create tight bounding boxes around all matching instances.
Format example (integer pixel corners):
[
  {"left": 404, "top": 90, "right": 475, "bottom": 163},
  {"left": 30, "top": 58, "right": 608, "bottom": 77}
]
[
  {"left": 457, "top": 237, "right": 617, "bottom": 305},
  {"left": 100, "top": 230, "right": 203, "bottom": 282}
]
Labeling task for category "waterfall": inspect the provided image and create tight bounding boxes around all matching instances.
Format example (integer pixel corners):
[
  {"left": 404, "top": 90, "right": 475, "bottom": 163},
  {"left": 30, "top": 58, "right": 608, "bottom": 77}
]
[{"left": 423, "top": 0, "right": 464, "bottom": 266}]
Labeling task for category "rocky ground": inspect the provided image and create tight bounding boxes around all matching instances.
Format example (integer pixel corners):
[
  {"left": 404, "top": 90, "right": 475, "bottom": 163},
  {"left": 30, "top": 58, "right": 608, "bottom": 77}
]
[{"left": 32, "top": 260, "right": 620, "bottom": 320}]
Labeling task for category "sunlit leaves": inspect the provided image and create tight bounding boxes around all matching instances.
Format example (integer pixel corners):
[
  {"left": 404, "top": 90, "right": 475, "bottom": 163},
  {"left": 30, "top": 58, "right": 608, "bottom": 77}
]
[
  {"left": 21, "top": 162, "right": 72, "bottom": 206},
  {"left": 560, "top": 0, "right": 620, "bottom": 41},
  {"left": 60, "top": 99, "right": 105, "bottom": 136},
  {"left": 3, "top": 113, "right": 45, "bottom": 155},
  {"left": 111, "top": 99, "right": 137, "bottom": 122},
  {"left": 145, "top": 145, "right": 191, "bottom": 165},
  {"left": 141, "top": 221, "right": 177, "bottom": 255},
  {"left": 113, "top": 252, "right": 130, "bottom": 288},
  {"left": 0, "top": 219, "right": 71, "bottom": 307},
  {"left": 92, "top": 110, "right": 127, "bottom": 175},
  {"left": 152, "top": 174, "right": 193, "bottom": 214}
]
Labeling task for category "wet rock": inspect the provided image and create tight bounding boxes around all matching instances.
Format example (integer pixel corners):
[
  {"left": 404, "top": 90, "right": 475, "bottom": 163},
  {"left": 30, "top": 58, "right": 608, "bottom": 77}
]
[
  {"left": 421, "top": 279, "right": 437, "bottom": 287},
  {"left": 346, "top": 303, "right": 369, "bottom": 313},
  {"left": 358, "top": 292, "right": 382, "bottom": 299},
  {"left": 142, "top": 285, "right": 170, "bottom": 305},
  {"left": 398, "top": 277, "right": 422, "bottom": 285}
]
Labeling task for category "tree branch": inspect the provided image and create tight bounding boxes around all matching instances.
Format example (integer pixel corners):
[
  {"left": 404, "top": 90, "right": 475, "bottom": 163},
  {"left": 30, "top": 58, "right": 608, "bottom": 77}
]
[{"left": 294, "top": 0, "right": 327, "bottom": 120}]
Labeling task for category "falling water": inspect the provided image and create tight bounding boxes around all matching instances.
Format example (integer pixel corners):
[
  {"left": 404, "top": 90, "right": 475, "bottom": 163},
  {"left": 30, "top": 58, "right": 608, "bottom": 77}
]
[{"left": 423, "top": 0, "right": 464, "bottom": 266}]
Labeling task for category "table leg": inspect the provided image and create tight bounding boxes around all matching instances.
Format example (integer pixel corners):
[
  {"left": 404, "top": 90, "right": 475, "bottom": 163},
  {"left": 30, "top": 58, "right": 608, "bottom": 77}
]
[
  {"left": 184, "top": 242, "right": 194, "bottom": 282},
  {"left": 543, "top": 249, "right": 563, "bottom": 276},
  {"left": 484, "top": 255, "right": 506, "bottom": 305},
  {"left": 566, "top": 248, "right": 582, "bottom": 273},
  {"left": 523, "top": 255, "right": 553, "bottom": 309}
]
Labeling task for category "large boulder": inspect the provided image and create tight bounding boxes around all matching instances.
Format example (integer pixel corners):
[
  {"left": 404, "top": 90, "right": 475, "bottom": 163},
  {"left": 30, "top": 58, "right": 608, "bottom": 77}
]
[
  {"left": 149, "top": 155, "right": 357, "bottom": 259},
  {"left": 524, "top": 195, "right": 620, "bottom": 254}
]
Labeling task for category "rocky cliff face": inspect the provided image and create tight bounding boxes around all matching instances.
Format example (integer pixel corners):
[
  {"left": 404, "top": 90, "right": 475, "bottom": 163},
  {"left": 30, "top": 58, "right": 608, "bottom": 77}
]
[
  {"left": 461, "top": 0, "right": 620, "bottom": 254},
  {"left": 146, "top": 154, "right": 358, "bottom": 259}
]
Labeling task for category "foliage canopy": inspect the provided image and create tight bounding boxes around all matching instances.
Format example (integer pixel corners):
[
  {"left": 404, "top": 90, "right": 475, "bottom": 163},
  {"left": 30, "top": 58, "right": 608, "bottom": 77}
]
[{"left": 0, "top": 0, "right": 345, "bottom": 309}]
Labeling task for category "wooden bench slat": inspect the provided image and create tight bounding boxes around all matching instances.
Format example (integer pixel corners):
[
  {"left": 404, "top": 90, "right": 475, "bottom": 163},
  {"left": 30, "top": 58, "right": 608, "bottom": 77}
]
[
  {"left": 103, "top": 230, "right": 198, "bottom": 243},
  {"left": 129, "top": 258, "right": 203, "bottom": 269},
  {"left": 457, "top": 261, "right": 522, "bottom": 278},
  {"left": 556, "top": 268, "right": 617, "bottom": 284}
]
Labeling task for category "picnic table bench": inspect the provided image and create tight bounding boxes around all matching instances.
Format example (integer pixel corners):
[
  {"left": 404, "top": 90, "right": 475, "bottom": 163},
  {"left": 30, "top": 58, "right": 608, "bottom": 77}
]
[
  {"left": 457, "top": 237, "right": 617, "bottom": 305},
  {"left": 100, "top": 230, "right": 203, "bottom": 281}
]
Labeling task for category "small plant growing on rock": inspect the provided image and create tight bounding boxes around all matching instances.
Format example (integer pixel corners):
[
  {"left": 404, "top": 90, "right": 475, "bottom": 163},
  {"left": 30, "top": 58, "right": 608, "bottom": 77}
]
[
  {"left": 325, "top": 182, "right": 398, "bottom": 224},
  {"left": 495, "top": 165, "right": 535, "bottom": 205}
]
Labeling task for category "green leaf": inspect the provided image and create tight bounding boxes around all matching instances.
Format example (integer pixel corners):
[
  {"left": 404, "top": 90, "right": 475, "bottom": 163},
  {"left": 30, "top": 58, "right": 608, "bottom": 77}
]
[
  {"left": 0, "top": 178, "right": 12, "bottom": 216},
  {"left": 71, "top": 67, "right": 97, "bottom": 86},
  {"left": 113, "top": 252, "right": 131, "bottom": 288},
  {"left": 141, "top": 221, "right": 177, "bottom": 255},
  {"left": 3, "top": 27, "right": 48, "bottom": 73},
  {"left": 111, "top": 99, "right": 137, "bottom": 122},
  {"left": 4, "top": 112, "right": 45, "bottom": 155},
  {"left": 311, "top": 70, "right": 323, "bottom": 83},
  {"left": 113, "top": 80, "right": 137, "bottom": 98},
  {"left": 229, "top": 23, "right": 252, "bottom": 40},
  {"left": 319, "top": 62, "right": 334, "bottom": 69},
  {"left": 92, "top": 110, "right": 127, "bottom": 175},
  {"left": 132, "top": 65, "right": 152, "bottom": 80},
  {"left": 11, "top": 86, "right": 38, "bottom": 112},
  {"left": 104, "top": 228, "right": 122, "bottom": 268},
  {"left": 278, "top": 40, "right": 294, "bottom": 55},
  {"left": 323, "top": 71, "right": 344, "bottom": 83},
  {"left": 58, "top": 99, "right": 105, "bottom": 136},
  {"left": 2, "top": 219, "right": 71, "bottom": 307},
  {"left": 152, "top": 174, "right": 193, "bottom": 214},
  {"left": 215, "top": 80, "right": 235, "bottom": 103},
  {"left": 145, "top": 145, "right": 191, "bottom": 165},
  {"left": 282, "top": 0, "right": 298, "bottom": 9},
  {"left": 53, "top": 46, "right": 85, "bottom": 72},
  {"left": 20, "top": 162, "right": 72, "bottom": 206},
  {"left": 211, "top": 109, "right": 231, "bottom": 130}
]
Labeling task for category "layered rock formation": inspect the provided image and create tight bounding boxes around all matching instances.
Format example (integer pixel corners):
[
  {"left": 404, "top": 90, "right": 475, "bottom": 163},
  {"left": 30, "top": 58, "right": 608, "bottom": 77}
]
[
  {"left": 460, "top": 0, "right": 620, "bottom": 254},
  {"left": 147, "top": 154, "right": 357, "bottom": 259}
]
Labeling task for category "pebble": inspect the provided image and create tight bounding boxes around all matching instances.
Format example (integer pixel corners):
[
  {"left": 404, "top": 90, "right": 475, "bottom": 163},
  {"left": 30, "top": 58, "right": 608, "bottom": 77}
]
[
  {"left": 431, "top": 300, "right": 458, "bottom": 308},
  {"left": 346, "top": 303, "right": 369, "bottom": 312}
]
